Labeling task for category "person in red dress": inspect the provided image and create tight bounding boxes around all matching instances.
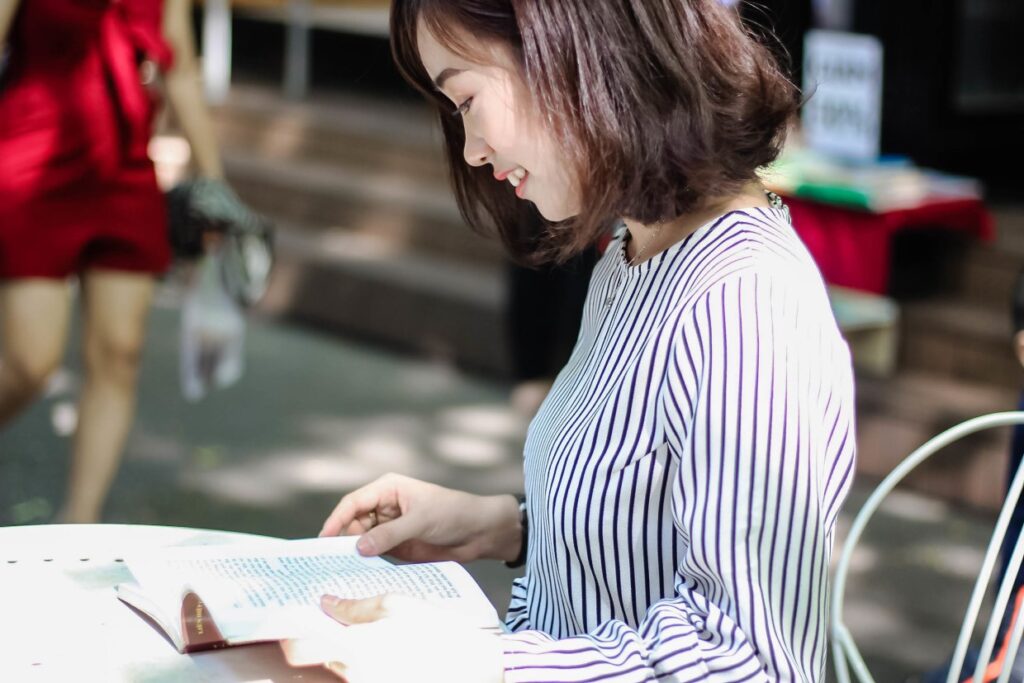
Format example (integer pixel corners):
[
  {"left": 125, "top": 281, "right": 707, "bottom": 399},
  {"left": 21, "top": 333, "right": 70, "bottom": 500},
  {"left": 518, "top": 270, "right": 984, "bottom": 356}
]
[{"left": 0, "top": 0, "right": 224, "bottom": 522}]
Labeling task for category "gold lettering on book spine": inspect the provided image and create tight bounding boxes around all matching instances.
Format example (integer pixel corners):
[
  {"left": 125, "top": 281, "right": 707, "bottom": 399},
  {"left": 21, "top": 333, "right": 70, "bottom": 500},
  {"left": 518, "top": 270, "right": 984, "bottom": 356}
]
[{"left": 181, "top": 591, "right": 226, "bottom": 652}]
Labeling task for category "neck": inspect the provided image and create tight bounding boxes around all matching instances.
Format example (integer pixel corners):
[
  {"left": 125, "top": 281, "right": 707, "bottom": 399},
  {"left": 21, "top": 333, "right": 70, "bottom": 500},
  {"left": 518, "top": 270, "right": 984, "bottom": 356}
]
[{"left": 622, "top": 182, "right": 769, "bottom": 263}]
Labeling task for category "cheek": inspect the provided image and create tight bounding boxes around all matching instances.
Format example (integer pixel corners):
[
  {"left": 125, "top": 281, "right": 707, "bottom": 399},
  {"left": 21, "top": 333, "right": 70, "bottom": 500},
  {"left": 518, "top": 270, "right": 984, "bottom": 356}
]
[
  {"left": 529, "top": 131, "right": 576, "bottom": 194},
  {"left": 473, "top": 98, "right": 523, "bottom": 158},
  {"left": 475, "top": 76, "right": 539, "bottom": 160}
]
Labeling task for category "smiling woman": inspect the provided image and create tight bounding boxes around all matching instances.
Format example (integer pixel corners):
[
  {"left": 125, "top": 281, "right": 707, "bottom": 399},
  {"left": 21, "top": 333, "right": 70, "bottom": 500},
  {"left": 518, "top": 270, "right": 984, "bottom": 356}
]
[
  {"left": 317, "top": 2, "right": 857, "bottom": 682},
  {"left": 390, "top": 0, "right": 798, "bottom": 265}
]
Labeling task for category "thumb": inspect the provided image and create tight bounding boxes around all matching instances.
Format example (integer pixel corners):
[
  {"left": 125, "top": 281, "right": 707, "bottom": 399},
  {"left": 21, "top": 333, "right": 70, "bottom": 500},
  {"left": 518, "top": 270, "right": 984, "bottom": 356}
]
[{"left": 356, "top": 514, "right": 421, "bottom": 557}]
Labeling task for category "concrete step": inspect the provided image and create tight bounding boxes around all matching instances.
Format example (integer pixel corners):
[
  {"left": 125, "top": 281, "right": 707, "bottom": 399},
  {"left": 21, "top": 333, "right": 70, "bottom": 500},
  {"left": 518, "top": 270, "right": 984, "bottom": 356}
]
[
  {"left": 257, "top": 225, "right": 512, "bottom": 377},
  {"left": 213, "top": 85, "right": 514, "bottom": 376},
  {"left": 218, "top": 84, "right": 432, "bottom": 147},
  {"left": 216, "top": 85, "right": 506, "bottom": 267},
  {"left": 882, "top": 204, "right": 1024, "bottom": 388},
  {"left": 898, "top": 296, "right": 1022, "bottom": 390},
  {"left": 218, "top": 111, "right": 444, "bottom": 186},
  {"left": 855, "top": 371, "right": 1017, "bottom": 511},
  {"left": 223, "top": 148, "right": 505, "bottom": 266},
  {"left": 956, "top": 206, "right": 1024, "bottom": 307},
  {"left": 990, "top": 206, "right": 1024, "bottom": 255},
  {"left": 957, "top": 243, "right": 1023, "bottom": 308},
  {"left": 214, "top": 85, "right": 445, "bottom": 168}
]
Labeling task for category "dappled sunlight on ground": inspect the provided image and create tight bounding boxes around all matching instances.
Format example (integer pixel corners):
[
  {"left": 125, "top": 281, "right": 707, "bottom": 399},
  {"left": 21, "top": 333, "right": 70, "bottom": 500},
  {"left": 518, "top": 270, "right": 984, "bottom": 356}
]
[
  {"left": 174, "top": 402, "right": 527, "bottom": 508},
  {"left": 882, "top": 489, "right": 956, "bottom": 525},
  {"left": 439, "top": 404, "right": 530, "bottom": 441}
]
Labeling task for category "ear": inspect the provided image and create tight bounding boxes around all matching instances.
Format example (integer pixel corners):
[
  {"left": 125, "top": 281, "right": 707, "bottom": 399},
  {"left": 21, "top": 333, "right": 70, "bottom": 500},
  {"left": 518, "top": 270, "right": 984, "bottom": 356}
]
[{"left": 1015, "top": 331, "right": 1024, "bottom": 368}]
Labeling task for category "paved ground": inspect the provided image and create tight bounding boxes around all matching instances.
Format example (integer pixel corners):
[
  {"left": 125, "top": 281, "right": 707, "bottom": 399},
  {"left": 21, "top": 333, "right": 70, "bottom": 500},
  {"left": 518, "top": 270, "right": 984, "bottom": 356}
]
[{"left": 0, "top": 279, "right": 1007, "bottom": 682}]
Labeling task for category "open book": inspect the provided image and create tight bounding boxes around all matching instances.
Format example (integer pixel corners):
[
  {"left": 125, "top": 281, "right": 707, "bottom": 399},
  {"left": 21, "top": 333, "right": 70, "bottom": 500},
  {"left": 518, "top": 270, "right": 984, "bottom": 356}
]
[{"left": 115, "top": 536, "right": 500, "bottom": 653}]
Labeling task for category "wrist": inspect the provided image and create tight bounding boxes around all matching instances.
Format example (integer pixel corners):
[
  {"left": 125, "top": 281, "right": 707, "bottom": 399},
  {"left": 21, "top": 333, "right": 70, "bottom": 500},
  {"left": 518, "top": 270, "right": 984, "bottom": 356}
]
[{"left": 477, "top": 494, "right": 523, "bottom": 563}]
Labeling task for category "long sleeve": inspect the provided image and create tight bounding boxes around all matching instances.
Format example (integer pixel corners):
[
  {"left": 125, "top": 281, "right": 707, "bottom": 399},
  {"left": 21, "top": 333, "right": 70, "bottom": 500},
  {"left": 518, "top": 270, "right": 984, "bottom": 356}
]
[{"left": 501, "top": 268, "right": 856, "bottom": 682}]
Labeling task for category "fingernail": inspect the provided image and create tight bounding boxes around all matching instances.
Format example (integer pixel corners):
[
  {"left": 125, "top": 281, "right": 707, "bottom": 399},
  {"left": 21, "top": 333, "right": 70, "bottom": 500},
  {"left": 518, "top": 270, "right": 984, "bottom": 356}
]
[
  {"left": 356, "top": 535, "right": 377, "bottom": 556},
  {"left": 321, "top": 594, "right": 340, "bottom": 609}
]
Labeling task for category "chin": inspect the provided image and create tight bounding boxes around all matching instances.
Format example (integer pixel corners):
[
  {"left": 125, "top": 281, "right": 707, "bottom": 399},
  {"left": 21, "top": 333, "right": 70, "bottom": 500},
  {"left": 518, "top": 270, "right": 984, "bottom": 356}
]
[{"left": 533, "top": 198, "right": 576, "bottom": 223}]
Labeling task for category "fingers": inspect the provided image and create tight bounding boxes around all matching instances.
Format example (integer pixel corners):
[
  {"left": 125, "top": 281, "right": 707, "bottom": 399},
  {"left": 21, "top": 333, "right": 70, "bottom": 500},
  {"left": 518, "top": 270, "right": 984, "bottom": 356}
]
[
  {"left": 302, "top": 599, "right": 506, "bottom": 682},
  {"left": 320, "top": 593, "right": 486, "bottom": 634},
  {"left": 355, "top": 511, "right": 420, "bottom": 557},
  {"left": 319, "top": 494, "right": 367, "bottom": 538},
  {"left": 321, "top": 594, "right": 388, "bottom": 625},
  {"left": 319, "top": 482, "right": 389, "bottom": 538},
  {"left": 340, "top": 511, "right": 378, "bottom": 538}
]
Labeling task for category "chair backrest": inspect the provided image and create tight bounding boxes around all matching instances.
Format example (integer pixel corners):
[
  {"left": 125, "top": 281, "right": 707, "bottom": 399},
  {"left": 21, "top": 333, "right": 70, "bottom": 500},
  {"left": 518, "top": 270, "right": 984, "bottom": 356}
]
[{"left": 832, "top": 412, "right": 1024, "bottom": 683}]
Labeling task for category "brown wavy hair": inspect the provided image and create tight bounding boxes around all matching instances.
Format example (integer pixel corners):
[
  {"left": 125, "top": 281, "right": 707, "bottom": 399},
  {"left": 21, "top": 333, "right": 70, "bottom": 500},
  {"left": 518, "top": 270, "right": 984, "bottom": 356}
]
[{"left": 391, "top": 0, "right": 799, "bottom": 265}]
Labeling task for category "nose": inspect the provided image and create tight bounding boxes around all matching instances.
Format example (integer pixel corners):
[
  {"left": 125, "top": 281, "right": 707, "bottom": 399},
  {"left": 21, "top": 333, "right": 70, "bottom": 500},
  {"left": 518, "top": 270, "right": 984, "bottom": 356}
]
[{"left": 463, "top": 133, "right": 493, "bottom": 168}]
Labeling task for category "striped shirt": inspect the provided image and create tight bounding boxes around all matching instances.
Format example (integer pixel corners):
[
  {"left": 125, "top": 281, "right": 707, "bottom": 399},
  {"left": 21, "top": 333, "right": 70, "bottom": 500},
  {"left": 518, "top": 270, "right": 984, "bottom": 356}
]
[{"left": 502, "top": 207, "right": 857, "bottom": 682}]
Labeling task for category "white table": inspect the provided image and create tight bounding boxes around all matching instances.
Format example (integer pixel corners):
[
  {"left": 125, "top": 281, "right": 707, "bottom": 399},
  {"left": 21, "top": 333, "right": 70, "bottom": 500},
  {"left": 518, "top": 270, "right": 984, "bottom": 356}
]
[{"left": 0, "top": 524, "right": 337, "bottom": 682}]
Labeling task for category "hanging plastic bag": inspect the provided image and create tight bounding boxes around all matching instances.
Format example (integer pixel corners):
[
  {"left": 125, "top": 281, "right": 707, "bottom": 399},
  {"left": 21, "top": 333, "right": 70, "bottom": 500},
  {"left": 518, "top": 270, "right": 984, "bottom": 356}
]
[
  {"left": 219, "top": 230, "right": 274, "bottom": 307},
  {"left": 180, "top": 248, "right": 245, "bottom": 401}
]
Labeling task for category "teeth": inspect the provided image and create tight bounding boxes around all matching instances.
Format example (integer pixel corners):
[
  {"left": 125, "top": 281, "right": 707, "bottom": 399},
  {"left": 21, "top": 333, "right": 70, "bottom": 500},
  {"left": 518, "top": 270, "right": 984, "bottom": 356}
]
[{"left": 506, "top": 167, "right": 527, "bottom": 188}]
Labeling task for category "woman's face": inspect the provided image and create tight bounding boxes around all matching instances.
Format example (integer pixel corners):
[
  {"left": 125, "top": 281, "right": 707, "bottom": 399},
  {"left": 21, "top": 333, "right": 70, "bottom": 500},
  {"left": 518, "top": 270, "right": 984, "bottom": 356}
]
[{"left": 416, "top": 21, "right": 578, "bottom": 222}]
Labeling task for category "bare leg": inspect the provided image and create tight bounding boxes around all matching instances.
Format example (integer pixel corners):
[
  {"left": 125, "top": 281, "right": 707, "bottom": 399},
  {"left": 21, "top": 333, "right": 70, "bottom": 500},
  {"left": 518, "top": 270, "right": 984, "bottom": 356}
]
[
  {"left": 0, "top": 280, "right": 72, "bottom": 426},
  {"left": 61, "top": 271, "right": 154, "bottom": 523}
]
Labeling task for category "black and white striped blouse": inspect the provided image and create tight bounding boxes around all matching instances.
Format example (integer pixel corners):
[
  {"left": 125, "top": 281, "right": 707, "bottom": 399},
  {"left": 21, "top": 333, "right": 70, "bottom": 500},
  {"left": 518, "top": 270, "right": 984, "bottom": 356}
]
[{"left": 502, "top": 207, "right": 857, "bottom": 682}]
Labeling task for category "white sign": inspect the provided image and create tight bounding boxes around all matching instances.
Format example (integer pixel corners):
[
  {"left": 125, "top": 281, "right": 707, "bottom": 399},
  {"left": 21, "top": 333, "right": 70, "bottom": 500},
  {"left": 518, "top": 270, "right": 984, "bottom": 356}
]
[{"left": 802, "top": 30, "right": 884, "bottom": 162}]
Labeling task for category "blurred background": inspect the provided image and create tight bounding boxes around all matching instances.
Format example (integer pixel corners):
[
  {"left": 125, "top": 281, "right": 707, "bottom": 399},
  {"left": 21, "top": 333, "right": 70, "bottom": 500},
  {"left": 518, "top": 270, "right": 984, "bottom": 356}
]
[{"left": 2, "top": 0, "right": 1023, "bottom": 679}]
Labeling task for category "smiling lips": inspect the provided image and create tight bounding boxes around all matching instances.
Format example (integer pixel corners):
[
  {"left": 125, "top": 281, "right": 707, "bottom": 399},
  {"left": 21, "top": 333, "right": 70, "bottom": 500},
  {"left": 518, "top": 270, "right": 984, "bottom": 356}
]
[{"left": 495, "top": 166, "right": 529, "bottom": 198}]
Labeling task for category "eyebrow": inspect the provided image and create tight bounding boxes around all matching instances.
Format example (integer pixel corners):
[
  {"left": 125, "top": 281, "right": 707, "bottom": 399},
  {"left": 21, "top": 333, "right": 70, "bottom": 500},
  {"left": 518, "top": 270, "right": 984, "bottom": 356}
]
[{"left": 432, "top": 68, "right": 465, "bottom": 91}]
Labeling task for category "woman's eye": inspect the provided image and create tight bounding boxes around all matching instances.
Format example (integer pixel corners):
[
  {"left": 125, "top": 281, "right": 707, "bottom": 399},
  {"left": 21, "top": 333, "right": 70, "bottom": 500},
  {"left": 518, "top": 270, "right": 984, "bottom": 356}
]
[{"left": 453, "top": 97, "right": 474, "bottom": 118}]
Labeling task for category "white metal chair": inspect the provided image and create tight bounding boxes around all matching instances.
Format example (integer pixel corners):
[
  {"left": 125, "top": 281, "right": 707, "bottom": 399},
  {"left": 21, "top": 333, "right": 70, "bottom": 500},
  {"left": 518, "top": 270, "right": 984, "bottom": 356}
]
[{"left": 832, "top": 412, "right": 1024, "bottom": 683}]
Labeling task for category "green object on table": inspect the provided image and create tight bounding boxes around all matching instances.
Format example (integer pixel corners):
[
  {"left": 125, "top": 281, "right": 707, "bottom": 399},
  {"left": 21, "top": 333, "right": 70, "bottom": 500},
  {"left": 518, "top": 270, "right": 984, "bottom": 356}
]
[{"left": 793, "top": 182, "right": 873, "bottom": 211}]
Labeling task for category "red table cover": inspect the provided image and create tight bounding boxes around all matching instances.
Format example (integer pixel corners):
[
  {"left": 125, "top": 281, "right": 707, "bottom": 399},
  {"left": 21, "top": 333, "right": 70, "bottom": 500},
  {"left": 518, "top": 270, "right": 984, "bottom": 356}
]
[{"left": 786, "top": 195, "right": 994, "bottom": 294}]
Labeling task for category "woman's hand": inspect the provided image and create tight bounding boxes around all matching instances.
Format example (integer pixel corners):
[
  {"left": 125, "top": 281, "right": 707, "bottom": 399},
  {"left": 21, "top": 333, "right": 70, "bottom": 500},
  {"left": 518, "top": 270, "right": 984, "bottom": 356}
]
[
  {"left": 282, "top": 593, "right": 505, "bottom": 683},
  {"left": 319, "top": 473, "right": 522, "bottom": 564}
]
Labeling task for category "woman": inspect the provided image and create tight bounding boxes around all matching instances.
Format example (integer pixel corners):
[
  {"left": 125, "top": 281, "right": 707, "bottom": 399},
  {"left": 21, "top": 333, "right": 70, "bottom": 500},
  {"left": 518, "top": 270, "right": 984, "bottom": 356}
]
[
  {"left": 316, "top": 1, "right": 856, "bottom": 681},
  {"left": 0, "top": 0, "right": 223, "bottom": 523}
]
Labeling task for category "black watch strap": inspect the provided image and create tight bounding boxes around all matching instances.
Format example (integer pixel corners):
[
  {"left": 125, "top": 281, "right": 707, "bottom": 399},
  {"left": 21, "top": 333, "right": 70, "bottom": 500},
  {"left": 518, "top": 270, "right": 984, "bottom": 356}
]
[{"left": 505, "top": 494, "right": 528, "bottom": 569}]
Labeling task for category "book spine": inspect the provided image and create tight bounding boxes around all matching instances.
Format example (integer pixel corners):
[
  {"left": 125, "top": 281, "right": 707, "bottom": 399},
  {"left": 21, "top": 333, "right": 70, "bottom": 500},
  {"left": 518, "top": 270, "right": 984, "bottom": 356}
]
[{"left": 180, "top": 590, "right": 229, "bottom": 653}]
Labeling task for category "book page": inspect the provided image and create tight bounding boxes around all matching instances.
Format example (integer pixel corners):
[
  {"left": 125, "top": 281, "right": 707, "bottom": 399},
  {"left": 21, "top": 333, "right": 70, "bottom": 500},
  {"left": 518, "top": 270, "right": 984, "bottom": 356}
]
[{"left": 123, "top": 537, "right": 498, "bottom": 644}]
